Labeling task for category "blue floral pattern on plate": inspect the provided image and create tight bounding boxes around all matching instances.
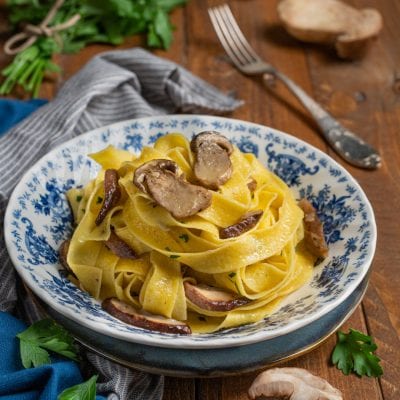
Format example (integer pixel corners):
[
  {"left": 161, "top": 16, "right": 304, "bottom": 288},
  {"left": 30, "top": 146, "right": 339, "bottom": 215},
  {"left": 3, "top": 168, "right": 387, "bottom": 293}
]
[{"left": 4, "top": 115, "right": 376, "bottom": 349}]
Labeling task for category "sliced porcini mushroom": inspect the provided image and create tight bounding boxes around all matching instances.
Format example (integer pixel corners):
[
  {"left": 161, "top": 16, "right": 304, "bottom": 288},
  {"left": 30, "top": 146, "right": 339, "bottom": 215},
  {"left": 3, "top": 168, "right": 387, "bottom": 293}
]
[
  {"left": 133, "top": 159, "right": 212, "bottom": 219},
  {"left": 248, "top": 367, "right": 343, "bottom": 400},
  {"left": 95, "top": 169, "right": 121, "bottom": 226},
  {"left": 277, "top": 0, "right": 382, "bottom": 60},
  {"left": 105, "top": 230, "right": 137, "bottom": 259},
  {"left": 184, "top": 281, "right": 250, "bottom": 311},
  {"left": 190, "top": 131, "right": 234, "bottom": 190},
  {"left": 298, "top": 199, "right": 329, "bottom": 260},
  {"left": 247, "top": 177, "right": 257, "bottom": 193},
  {"left": 58, "top": 240, "right": 75, "bottom": 277},
  {"left": 219, "top": 210, "right": 263, "bottom": 239},
  {"left": 102, "top": 297, "right": 191, "bottom": 335}
]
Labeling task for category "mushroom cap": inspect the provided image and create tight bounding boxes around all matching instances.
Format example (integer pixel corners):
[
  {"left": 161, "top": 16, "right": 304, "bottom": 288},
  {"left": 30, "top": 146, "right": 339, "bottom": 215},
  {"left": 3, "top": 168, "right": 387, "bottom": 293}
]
[
  {"left": 134, "top": 159, "right": 179, "bottom": 193},
  {"left": 190, "top": 131, "right": 234, "bottom": 190},
  {"left": 133, "top": 159, "right": 212, "bottom": 219}
]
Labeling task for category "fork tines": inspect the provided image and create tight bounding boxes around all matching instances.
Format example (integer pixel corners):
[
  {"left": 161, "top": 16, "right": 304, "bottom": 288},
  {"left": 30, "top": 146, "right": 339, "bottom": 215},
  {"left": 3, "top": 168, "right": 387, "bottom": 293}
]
[{"left": 208, "top": 4, "right": 261, "bottom": 69}]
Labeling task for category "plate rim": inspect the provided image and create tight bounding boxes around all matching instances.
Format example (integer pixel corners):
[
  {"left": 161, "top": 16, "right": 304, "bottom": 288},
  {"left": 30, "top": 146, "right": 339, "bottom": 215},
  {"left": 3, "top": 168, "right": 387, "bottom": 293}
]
[
  {"left": 33, "top": 274, "right": 370, "bottom": 377},
  {"left": 4, "top": 114, "right": 377, "bottom": 349}
]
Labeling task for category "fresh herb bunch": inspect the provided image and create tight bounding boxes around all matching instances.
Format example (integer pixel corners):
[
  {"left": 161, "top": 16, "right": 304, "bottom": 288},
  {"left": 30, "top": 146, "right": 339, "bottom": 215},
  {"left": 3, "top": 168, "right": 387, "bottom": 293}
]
[
  {"left": 332, "top": 328, "right": 383, "bottom": 377},
  {"left": 1, "top": 0, "right": 187, "bottom": 97}
]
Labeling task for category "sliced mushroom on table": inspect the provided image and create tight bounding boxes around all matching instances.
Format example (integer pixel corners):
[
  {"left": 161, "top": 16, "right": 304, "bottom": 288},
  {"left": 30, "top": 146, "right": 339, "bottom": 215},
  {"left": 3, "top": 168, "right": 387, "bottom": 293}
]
[
  {"left": 248, "top": 367, "right": 343, "bottom": 400},
  {"left": 105, "top": 230, "right": 137, "bottom": 259},
  {"left": 133, "top": 159, "right": 212, "bottom": 219},
  {"left": 190, "top": 131, "right": 234, "bottom": 190},
  {"left": 95, "top": 168, "right": 121, "bottom": 225},
  {"left": 298, "top": 198, "right": 329, "bottom": 260},
  {"left": 219, "top": 210, "right": 263, "bottom": 239},
  {"left": 184, "top": 281, "right": 250, "bottom": 311},
  {"left": 102, "top": 297, "right": 192, "bottom": 335}
]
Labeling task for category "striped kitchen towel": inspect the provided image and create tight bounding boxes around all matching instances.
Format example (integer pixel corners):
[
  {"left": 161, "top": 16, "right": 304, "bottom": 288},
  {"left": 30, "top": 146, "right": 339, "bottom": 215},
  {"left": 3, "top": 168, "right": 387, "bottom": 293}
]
[{"left": 0, "top": 47, "right": 242, "bottom": 399}]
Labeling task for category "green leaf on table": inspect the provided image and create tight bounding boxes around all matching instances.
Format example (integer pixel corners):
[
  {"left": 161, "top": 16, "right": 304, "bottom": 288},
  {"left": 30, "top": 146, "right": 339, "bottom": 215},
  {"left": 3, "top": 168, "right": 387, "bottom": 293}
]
[
  {"left": 331, "top": 329, "right": 383, "bottom": 377},
  {"left": 17, "top": 318, "right": 79, "bottom": 369},
  {"left": 58, "top": 375, "right": 98, "bottom": 400}
]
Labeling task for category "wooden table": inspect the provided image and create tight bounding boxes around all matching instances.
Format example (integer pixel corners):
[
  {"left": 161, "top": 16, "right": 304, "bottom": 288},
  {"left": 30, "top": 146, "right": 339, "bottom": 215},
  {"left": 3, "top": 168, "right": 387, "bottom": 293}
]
[{"left": 1, "top": 0, "right": 399, "bottom": 399}]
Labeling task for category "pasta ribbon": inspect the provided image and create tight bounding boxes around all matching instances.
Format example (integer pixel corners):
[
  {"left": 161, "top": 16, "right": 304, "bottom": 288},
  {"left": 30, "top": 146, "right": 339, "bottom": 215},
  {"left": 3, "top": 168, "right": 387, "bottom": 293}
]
[{"left": 66, "top": 133, "right": 315, "bottom": 333}]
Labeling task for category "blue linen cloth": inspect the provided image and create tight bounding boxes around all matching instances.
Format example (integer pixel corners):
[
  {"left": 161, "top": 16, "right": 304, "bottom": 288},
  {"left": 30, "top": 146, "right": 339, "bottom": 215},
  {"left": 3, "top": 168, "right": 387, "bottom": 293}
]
[
  {"left": 0, "top": 99, "right": 105, "bottom": 399},
  {"left": 0, "top": 99, "right": 47, "bottom": 137},
  {"left": 0, "top": 312, "right": 106, "bottom": 400}
]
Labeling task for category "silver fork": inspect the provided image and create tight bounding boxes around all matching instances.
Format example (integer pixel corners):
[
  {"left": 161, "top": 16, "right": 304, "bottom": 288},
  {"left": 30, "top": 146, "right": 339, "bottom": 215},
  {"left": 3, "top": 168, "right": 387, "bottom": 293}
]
[{"left": 208, "top": 4, "right": 381, "bottom": 170}]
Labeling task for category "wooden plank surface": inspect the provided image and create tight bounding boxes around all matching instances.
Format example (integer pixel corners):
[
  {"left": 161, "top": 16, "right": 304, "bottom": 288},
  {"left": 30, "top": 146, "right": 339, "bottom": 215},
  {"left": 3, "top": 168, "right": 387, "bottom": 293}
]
[{"left": 1, "top": 0, "right": 399, "bottom": 399}]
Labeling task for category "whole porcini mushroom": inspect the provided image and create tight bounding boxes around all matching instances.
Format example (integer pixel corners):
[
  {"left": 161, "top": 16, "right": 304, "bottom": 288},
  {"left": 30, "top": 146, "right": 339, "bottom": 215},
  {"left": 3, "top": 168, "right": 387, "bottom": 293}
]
[
  {"left": 190, "top": 131, "right": 234, "bottom": 190},
  {"left": 248, "top": 367, "right": 343, "bottom": 400},
  {"left": 133, "top": 159, "right": 212, "bottom": 219}
]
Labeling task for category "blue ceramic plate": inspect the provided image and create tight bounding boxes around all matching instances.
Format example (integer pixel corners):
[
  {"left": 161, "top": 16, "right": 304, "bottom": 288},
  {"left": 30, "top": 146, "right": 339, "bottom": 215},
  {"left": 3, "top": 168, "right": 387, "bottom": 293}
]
[
  {"left": 4, "top": 115, "right": 376, "bottom": 349},
  {"left": 36, "top": 274, "right": 369, "bottom": 377}
]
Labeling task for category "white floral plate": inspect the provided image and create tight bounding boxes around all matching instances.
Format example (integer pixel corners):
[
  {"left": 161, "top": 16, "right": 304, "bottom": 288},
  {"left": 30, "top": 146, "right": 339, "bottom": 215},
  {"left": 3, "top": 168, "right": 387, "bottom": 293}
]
[{"left": 4, "top": 115, "right": 376, "bottom": 349}]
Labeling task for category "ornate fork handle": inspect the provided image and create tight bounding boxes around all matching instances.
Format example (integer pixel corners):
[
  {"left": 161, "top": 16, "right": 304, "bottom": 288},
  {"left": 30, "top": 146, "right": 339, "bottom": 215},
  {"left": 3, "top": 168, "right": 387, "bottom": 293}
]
[{"left": 264, "top": 70, "right": 381, "bottom": 169}]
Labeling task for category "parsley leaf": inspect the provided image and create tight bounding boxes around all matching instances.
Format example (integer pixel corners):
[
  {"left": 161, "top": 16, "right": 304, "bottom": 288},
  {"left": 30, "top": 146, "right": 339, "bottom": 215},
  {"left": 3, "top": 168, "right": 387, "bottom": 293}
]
[
  {"left": 179, "top": 234, "right": 189, "bottom": 242},
  {"left": 331, "top": 329, "right": 383, "bottom": 377},
  {"left": 17, "top": 319, "right": 79, "bottom": 368},
  {"left": 58, "top": 375, "right": 98, "bottom": 400}
]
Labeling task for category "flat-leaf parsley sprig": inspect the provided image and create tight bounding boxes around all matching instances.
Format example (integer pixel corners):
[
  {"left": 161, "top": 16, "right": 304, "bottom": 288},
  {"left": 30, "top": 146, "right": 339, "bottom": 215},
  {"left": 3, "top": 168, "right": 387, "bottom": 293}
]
[
  {"left": 331, "top": 328, "right": 383, "bottom": 377},
  {"left": 58, "top": 375, "right": 98, "bottom": 400},
  {"left": 1, "top": 0, "right": 187, "bottom": 97},
  {"left": 17, "top": 318, "right": 79, "bottom": 368}
]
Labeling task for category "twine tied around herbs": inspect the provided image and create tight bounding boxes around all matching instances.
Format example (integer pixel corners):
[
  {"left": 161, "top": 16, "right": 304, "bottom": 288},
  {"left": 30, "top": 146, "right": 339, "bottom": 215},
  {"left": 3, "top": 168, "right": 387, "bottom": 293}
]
[{"left": 4, "top": 0, "right": 81, "bottom": 55}]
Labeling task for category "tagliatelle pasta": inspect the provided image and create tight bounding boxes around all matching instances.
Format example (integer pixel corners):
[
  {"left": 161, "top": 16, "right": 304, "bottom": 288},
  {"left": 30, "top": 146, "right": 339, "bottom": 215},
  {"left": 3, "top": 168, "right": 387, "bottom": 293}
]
[{"left": 65, "top": 133, "right": 316, "bottom": 334}]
